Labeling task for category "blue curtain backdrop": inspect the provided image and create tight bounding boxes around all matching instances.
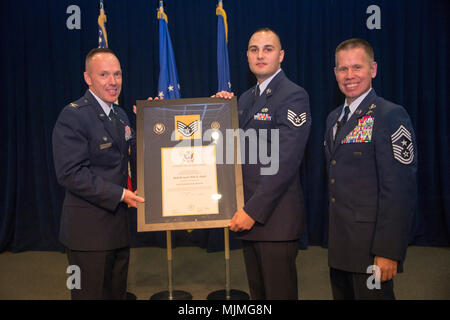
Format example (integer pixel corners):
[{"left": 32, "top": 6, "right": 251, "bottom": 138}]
[{"left": 1, "top": 0, "right": 449, "bottom": 252}]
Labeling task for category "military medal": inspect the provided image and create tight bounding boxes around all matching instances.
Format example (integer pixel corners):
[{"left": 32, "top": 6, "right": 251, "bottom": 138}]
[
  {"left": 341, "top": 116, "right": 374, "bottom": 144},
  {"left": 153, "top": 123, "right": 165, "bottom": 134},
  {"left": 211, "top": 121, "right": 221, "bottom": 130}
]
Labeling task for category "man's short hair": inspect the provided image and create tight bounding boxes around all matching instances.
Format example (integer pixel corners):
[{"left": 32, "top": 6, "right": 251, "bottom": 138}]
[
  {"left": 250, "top": 27, "right": 283, "bottom": 49},
  {"left": 335, "top": 38, "right": 374, "bottom": 66},
  {"left": 85, "top": 48, "right": 117, "bottom": 71}
]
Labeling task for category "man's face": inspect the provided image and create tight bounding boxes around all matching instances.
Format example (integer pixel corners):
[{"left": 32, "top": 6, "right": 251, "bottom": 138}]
[
  {"left": 247, "top": 31, "right": 284, "bottom": 83},
  {"left": 84, "top": 53, "right": 122, "bottom": 104},
  {"left": 334, "top": 47, "right": 377, "bottom": 105}
]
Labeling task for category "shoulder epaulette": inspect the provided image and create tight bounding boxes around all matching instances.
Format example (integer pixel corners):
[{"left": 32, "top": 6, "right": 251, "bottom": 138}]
[{"left": 68, "top": 97, "right": 90, "bottom": 109}]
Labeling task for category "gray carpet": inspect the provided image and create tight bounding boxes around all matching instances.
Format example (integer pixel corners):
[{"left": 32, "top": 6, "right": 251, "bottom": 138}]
[{"left": 0, "top": 245, "right": 449, "bottom": 300}]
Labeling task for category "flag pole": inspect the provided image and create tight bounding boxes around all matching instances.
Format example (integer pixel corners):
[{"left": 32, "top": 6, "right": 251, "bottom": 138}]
[
  {"left": 150, "top": 230, "right": 192, "bottom": 300},
  {"left": 150, "top": 1, "right": 190, "bottom": 300},
  {"left": 207, "top": 0, "right": 248, "bottom": 301},
  {"left": 207, "top": 227, "right": 249, "bottom": 300}
]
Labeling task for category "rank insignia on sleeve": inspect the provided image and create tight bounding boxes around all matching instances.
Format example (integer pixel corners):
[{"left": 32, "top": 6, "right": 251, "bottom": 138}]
[
  {"left": 287, "top": 109, "right": 306, "bottom": 127},
  {"left": 391, "top": 125, "right": 414, "bottom": 164}
]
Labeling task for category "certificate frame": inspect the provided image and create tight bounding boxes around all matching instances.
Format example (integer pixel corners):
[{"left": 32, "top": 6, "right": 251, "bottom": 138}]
[{"left": 135, "top": 97, "right": 243, "bottom": 232}]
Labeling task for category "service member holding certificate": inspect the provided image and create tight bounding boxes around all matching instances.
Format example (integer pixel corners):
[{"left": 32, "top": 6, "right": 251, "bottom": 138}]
[
  {"left": 215, "top": 28, "right": 311, "bottom": 300},
  {"left": 53, "top": 48, "right": 144, "bottom": 299}
]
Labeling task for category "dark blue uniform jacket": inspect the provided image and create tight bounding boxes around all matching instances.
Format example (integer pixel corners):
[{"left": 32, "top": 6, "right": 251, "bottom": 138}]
[
  {"left": 237, "top": 70, "right": 311, "bottom": 241},
  {"left": 324, "top": 89, "right": 417, "bottom": 273},
  {"left": 53, "top": 90, "right": 135, "bottom": 251}
]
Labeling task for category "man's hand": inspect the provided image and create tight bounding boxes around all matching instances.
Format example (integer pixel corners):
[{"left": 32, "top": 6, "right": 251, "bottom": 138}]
[
  {"left": 123, "top": 189, "right": 145, "bottom": 208},
  {"left": 374, "top": 256, "right": 398, "bottom": 282},
  {"left": 211, "top": 91, "right": 234, "bottom": 99},
  {"left": 229, "top": 208, "right": 255, "bottom": 232},
  {"left": 133, "top": 96, "right": 162, "bottom": 114}
]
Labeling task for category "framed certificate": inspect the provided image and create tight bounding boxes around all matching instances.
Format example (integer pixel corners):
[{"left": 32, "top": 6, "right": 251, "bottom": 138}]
[{"left": 135, "top": 97, "right": 243, "bottom": 232}]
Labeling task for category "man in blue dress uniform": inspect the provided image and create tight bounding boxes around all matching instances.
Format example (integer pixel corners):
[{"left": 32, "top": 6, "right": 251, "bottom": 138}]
[
  {"left": 215, "top": 28, "right": 311, "bottom": 299},
  {"left": 52, "top": 48, "right": 144, "bottom": 299},
  {"left": 324, "top": 39, "right": 417, "bottom": 299}
]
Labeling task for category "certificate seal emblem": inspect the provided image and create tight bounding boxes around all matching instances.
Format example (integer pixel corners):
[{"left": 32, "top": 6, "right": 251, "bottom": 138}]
[
  {"left": 211, "top": 121, "right": 220, "bottom": 130},
  {"left": 153, "top": 123, "right": 165, "bottom": 135},
  {"left": 183, "top": 150, "right": 195, "bottom": 163}
]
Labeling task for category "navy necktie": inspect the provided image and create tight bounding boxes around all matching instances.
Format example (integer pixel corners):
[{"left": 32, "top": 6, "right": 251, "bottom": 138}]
[
  {"left": 110, "top": 106, "right": 122, "bottom": 137},
  {"left": 335, "top": 106, "right": 350, "bottom": 141},
  {"left": 253, "top": 84, "right": 260, "bottom": 105}
]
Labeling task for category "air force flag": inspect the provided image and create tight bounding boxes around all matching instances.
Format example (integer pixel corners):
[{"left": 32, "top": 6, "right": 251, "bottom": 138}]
[
  {"left": 157, "top": 3, "right": 181, "bottom": 99},
  {"left": 216, "top": 1, "right": 231, "bottom": 92}
]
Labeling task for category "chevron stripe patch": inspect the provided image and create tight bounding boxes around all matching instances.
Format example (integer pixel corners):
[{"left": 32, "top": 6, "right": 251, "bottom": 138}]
[
  {"left": 287, "top": 109, "right": 307, "bottom": 127},
  {"left": 391, "top": 125, "right": 414, "bottom": 164}
]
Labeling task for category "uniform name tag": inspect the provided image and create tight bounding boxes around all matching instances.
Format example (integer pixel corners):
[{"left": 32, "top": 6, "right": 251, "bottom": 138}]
[{"left": 100, "top": 142, "right": 112, "bottom": 150}]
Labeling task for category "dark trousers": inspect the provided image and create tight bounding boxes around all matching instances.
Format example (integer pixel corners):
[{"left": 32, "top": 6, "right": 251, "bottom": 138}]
[
  {"left": 330, "top": 267, "right": 395, "bottom": 300},
  {"left": 66, "top": 247, "right": 130, "bottom": 300},
  {"left": 242, "top": 240, "right": 299, "bottom": 300}
]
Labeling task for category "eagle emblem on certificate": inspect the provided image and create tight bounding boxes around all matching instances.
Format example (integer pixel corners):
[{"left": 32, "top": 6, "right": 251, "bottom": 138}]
[
  {"left": 287, "top": 109, "right": 307, "bottom": 127},
  {"left": 175, "top": 115, "right": 201, "bottom": 140}
]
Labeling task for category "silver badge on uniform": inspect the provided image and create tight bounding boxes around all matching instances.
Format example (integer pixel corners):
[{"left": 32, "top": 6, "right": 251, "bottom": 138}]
[
  {"left": 287, "top": 109, "right": 306, "bottom": 127},
  {"left": 391, "top": 125, "right": 414, "bottom": 164}
]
